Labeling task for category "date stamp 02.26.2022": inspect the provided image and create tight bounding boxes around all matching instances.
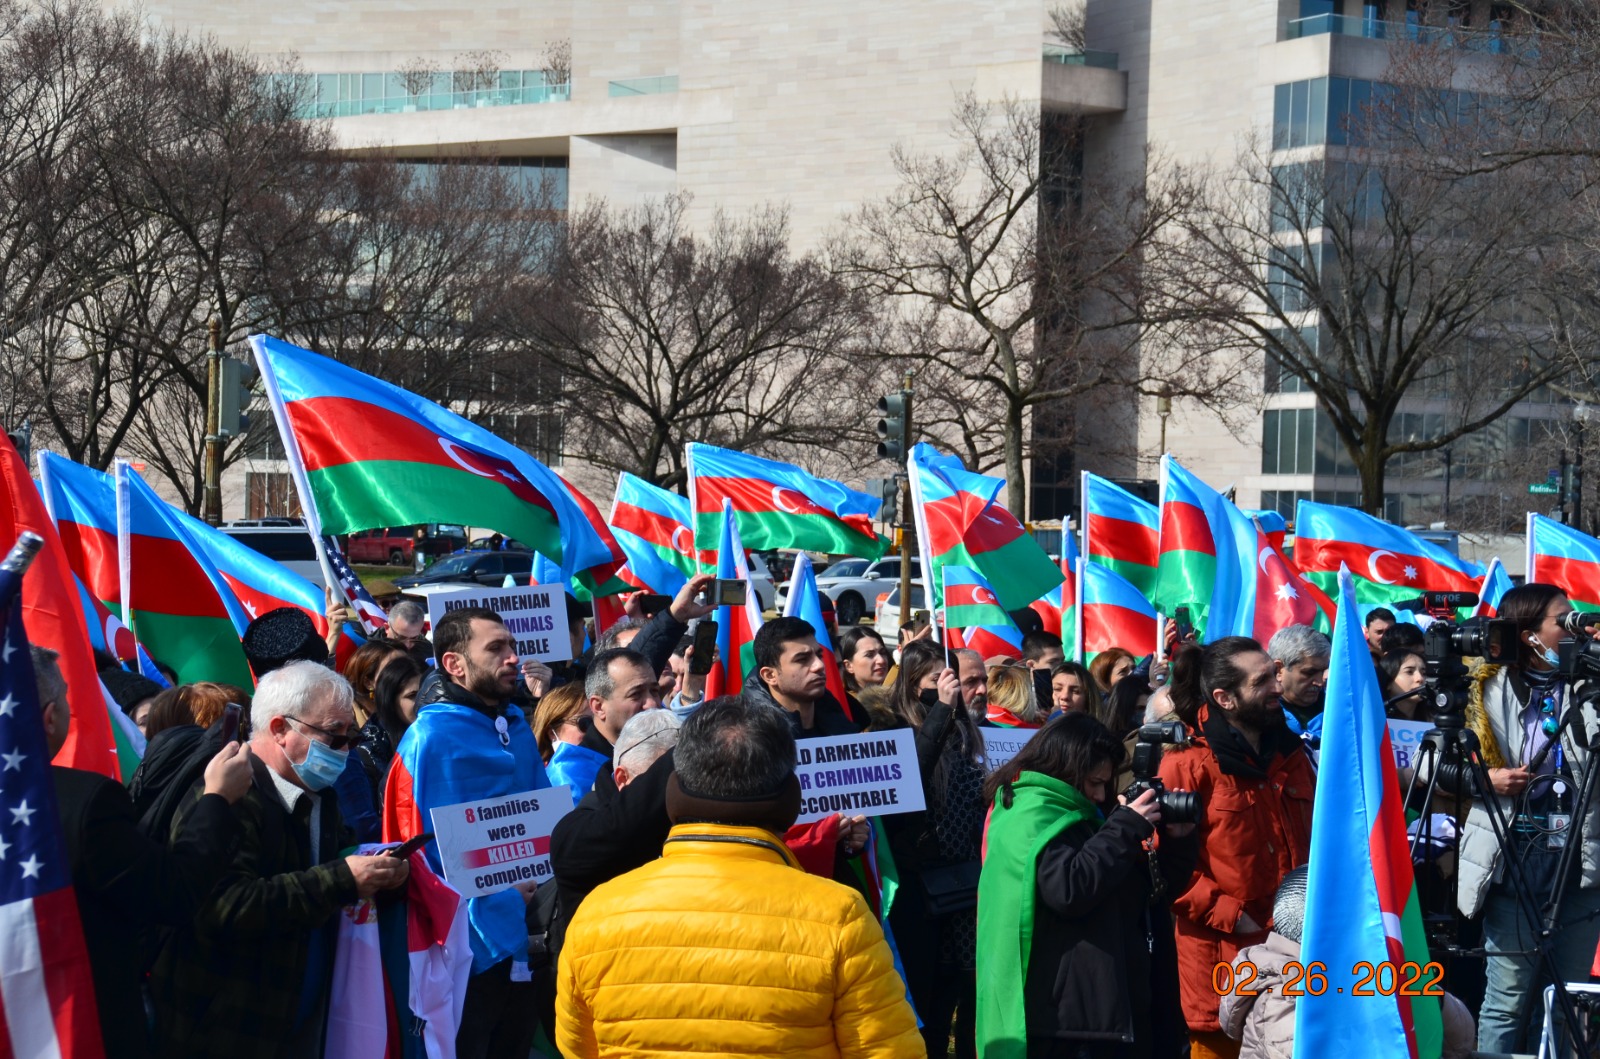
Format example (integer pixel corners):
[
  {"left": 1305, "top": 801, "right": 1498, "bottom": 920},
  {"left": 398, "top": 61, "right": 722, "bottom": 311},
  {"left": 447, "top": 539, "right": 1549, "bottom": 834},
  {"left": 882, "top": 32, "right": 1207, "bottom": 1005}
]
[{"left": 1212, "top": 960, "right": 1446, "bottom": 998}]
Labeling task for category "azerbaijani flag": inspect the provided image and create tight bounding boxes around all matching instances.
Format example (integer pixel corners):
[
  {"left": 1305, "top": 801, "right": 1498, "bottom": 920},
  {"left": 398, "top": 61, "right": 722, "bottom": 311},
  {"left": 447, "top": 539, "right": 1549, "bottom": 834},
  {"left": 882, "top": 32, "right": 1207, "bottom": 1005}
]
[
  {"left": 908, "top": 444, "right": 1063, "bottom": 612},
  {"left": 942, "top": 565, "right": 1012, "bottom": 629},
  {"left": 783, "top": 553, "right": 852, "bottom": 717},
  {"left": 1029, "top": 525, "right": 1080, "bottom": 660},
  {"left": 527, "top": 552, "right": 564, "bottom": 587},
  {"left": 1474, "top": 557, "right": 1514, "bottom": 617},
  {"left": 1247, "top": 518, "right": 1332, "bottom": 641},
  {"left": 687, "top": 442, "right": 887, "bottom": 562},
  {"left": 555, "top": 474, "right": 629, "bottom": 600},
  {"left": 74, "top": 574, "right": 168, "bottom": 687},
  {"left": 1295, "top": 501, "right": 1482, "bottom": 605},
  {"left": 1079, "top": 558, "right": 1158, "bottom": 662},
  {"left": 1153, "top": 457, "right": 1253, "bottom": 641},
  {"left": 251, "top": 334, "right": 612, "bottom": 575},
  {"left": 1082, "top": 471, "right": 1159, "bottom": 595},
  {"left": 703, "top": 500, "right": 765, "bottom": 700},
  {"left": 36, "top": 451, "right": 122, "bottom": 616},
  {"left": 610, "top": 472, "right": 699, "bottom": 595},
  {"left": 1295, "top": 564, "right": 1442, "bottom": 1058},
  {"left": 956, "top": 621, "right": 1025, "bottom": 662},
  {"left": 1246, "top": 509, "right": 1289, "bottom": 551},
  {"left": 1527, "top": 513, "right": 1600, "bottom": 610},
  {"left": 1, "top": 440, "right": 121, "bottom": 779}
]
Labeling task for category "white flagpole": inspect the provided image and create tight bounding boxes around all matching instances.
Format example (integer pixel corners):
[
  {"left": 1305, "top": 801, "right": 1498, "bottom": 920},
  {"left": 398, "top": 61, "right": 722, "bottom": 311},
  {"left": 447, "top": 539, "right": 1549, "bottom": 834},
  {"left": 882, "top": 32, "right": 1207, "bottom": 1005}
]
[
  {"left": 1525, "top": 510, "right": 1536, "bottom": 585},
  {"left": 1074, "top": 554, "right": 1086, "bottom": 664},
  {"left": 114, "top": 461, "right": 134, "bottom": 641}
]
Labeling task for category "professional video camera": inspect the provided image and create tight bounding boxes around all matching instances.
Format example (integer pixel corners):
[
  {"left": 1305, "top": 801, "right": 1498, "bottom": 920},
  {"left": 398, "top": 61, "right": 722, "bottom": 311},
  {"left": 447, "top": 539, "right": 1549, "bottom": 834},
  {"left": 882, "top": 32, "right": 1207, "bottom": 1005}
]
[
  {"left": 1387, "top": 592, "right": 1518, "bottom": 723},
  {"left": 1558, "top": 614, "right": 1600, "bottom": 683},
  {"left": 1123, "top": 721, "right": 1198, "bottom": 825}
]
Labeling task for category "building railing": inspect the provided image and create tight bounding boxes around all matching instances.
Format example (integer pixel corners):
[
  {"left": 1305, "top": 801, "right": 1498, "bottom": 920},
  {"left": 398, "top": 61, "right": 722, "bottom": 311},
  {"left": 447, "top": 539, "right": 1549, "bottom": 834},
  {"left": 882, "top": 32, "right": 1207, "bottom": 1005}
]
[
  {"left": 1042, "top": 44, "right": 1119, "bottom": 69},
  {"left": 301, "top": 82, "right": 570, "bottom": 119},
  {"left": 608, "top": 75, "right": 679, "bottom": 97},
  {"left": 1286, "top": 13, "right": 1531, "bottom": 56}
]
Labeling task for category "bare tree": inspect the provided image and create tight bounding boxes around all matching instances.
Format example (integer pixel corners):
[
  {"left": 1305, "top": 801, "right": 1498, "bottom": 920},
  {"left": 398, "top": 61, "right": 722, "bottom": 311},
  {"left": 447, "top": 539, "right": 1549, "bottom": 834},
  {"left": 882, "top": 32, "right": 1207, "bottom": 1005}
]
[
  {"left": 540, "top": 38, "right": 571, "bottom": 88},
  {"left": 1046, "top": 4, "right": 1086, "bottom": 50},
  {"left": 517, "top": 193, "right": 871, "bottom": 488},
  {"left": 837, "top": 94, "right": 1243, "bottom": 515},
  {"left": 451, "top": 50, "right": 503, "bottom": 96},
  {"left": 396, "top": 56, "right": 438, "bottom": 105}
]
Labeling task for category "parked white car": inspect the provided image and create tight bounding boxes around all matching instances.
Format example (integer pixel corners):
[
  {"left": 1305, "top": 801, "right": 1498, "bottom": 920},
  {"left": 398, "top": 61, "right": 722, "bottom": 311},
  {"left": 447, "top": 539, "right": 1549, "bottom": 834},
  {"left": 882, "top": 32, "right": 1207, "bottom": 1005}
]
[
  {"left": 776, "top": 555, "right": 911, "bottom": 625},
  {"left": 873, "top": 580, "right": 928, "bottom": 640}
]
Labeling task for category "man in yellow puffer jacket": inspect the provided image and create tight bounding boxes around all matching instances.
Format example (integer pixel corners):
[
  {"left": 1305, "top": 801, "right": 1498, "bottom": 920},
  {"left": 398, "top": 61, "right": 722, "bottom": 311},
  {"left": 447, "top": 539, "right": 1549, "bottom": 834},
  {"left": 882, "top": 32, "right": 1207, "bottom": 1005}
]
[{"left": 557, "top": 696, "right": 922, "bottom": 1059}]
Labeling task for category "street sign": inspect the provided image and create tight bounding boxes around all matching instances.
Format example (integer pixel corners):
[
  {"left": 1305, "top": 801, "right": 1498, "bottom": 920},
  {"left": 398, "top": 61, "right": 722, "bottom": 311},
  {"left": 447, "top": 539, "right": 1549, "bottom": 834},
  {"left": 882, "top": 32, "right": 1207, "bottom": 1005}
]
[{"left": 1530, "top": 483, "right": 1560, "bottom": 495}]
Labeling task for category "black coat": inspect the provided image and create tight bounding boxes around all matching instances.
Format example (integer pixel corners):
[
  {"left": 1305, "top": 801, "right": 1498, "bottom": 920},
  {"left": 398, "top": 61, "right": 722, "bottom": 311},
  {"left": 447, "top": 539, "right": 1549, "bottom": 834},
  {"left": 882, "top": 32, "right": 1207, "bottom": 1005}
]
[
  {"left": 740, "top": 679, "right": 865, "bottom": 739},
  {"left": 52, "top": 766, "right": 238, "bottom": 1059},
  {"left": 1024, "top": 807, "right": 1196, "bottom": 1056}
]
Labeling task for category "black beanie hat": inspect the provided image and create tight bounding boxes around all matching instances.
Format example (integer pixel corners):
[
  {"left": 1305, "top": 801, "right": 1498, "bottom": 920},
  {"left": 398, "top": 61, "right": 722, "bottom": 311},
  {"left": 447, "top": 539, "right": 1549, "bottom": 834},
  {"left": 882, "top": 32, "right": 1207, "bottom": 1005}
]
[
  {"left": 99, "top": 667, "right": 164, "bottom": 714},
  {"left": 242, "top": 607, "right": 328, "bottom": 678}
]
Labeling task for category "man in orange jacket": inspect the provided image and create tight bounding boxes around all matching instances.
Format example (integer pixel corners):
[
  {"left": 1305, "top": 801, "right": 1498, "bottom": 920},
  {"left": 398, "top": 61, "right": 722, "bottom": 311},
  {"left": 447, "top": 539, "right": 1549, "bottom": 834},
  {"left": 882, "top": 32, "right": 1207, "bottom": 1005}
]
[{"left": 1159, "top": 636, "right": 1316, "bottom": 1059}]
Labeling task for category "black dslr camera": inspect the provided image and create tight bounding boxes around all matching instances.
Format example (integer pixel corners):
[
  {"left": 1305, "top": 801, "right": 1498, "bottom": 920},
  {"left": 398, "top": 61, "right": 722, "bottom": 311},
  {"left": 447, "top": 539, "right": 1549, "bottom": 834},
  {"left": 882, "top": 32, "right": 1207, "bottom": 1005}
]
[{"left": 1123, "top": 721, "right": 1199, "bottom": 825}]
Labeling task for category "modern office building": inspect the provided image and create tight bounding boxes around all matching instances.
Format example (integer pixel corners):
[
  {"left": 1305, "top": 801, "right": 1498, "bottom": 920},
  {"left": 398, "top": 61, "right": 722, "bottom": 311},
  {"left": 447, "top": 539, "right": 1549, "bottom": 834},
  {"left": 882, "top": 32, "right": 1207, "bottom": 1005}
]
[{"left": 117, "top": 0, "right": 1567, "bottom": 532}]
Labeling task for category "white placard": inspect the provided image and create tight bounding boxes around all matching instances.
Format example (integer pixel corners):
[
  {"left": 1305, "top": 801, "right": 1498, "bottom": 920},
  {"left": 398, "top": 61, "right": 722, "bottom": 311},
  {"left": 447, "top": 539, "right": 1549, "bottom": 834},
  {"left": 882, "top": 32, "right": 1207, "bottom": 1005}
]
[
  {"left": 428, "top": 785, "right": 575, "bottom": 898},
  {"left": 1388, "top": 719, "right": 1435, "bottom": 771},
  {"left": 795, "top": 729, "right": 925, "bottom": 824},
  {"left": 424, "top": 585, "right": 572, "bottom": 663},
  {"left": 982, "top": 728, "right": 1036, "bottom": 773}
]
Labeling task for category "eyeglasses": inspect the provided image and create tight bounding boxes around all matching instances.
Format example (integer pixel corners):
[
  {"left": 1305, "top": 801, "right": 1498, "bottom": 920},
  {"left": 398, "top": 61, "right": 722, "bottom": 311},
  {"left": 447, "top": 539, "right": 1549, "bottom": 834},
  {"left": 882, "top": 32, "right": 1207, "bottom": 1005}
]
[
  {"left": 285, "top": 715, "right": 361, "bottom": 751},
  {"left": 395, "top": 634, "right": 425, "bottom": 647}
]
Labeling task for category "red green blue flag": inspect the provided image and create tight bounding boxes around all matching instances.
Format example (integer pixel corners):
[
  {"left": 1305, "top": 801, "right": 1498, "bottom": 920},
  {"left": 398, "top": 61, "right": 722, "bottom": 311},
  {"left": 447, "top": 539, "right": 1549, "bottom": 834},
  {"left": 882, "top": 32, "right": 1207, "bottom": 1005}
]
[
  {"left": 1079, "top": 559, "right": 1158, "bottom": 662},
  {"left": 251, "top": 334, "right": 612, "bottom": 575},
  {"left": 1527, "top": 513, "right": 1600, "bottom": 610},
  {"left": 1474, "top": 557, "right": 1513, "bottom": 617},
  {"left": 610, "top": 472, "right": 700, "bottom": 595},
  {"left": 553, "top": 474, "right": 629, "bottom": 600},
  {"left": 907, "top": 444, "right": 1063, "bottom": 612},
  {"left": 952, "top": 622, "right": 1025, "bottom": 662},
  {"left": 1294, "top": 500, "right": 1482, "bottom": 605},
  {"left": 1248, "top": 518, "right": 1332, "bottom": 640},
  {"left": 1154, "top": 457, "right": 1254, "bottom": 641},
  {"left": 1294, "top": 564, "right": 1442, "bottom": 1058},
  {"left": 782, "top": 554, "right": 852, "bottom": 717},
  {"left": 687, "top": 442, "right": 887, "bottom": 562},
  {"left": 942, "top": 565, "right": 1012, "bottom": 629},
  {"left": 1082, "top": 471, "right": 1158, "bottom": 596},
  {"left": 703, "top": 500, "right": 764, "bottom": 700},
  {"left": 1030, "top": 528, "right": 1080, "bottom": 659}
]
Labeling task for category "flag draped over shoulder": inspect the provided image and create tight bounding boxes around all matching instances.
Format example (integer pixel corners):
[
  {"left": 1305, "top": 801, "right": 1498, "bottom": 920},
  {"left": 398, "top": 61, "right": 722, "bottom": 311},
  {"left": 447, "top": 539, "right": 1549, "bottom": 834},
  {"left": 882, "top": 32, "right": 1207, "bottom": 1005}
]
[
  {"left": 687, "top": 443, "right": 887, "bottom": 562},
  {"left": 1294, "top": 500, "right": 1482, "bottom": 604},
  {"left": 251, "top": 334, "right": 612, "bottom": 575},
  {"left": 1295, "top": 564, "right": 1442, "bottom": 1058},
  {"left": 4, "top": 445, "right": 120, "bottom": 779},
  {"left": 703, "top": 500, "right": 764, "bottom": 700},
  {"left": 782, "top": 554, "right": 851, "bottom": 718},
  {"left": 0, "top": 546, "right": 107, "bottom": 1057},
  {"left": 1082, "top": 472, "right": 1159, "bottom": 595},
  {"left": 1527, "top": 513, "right": 1600, "bottom": 609},
  {"left": 907, "top": 444, "right": 1063, "bottom": 612}
]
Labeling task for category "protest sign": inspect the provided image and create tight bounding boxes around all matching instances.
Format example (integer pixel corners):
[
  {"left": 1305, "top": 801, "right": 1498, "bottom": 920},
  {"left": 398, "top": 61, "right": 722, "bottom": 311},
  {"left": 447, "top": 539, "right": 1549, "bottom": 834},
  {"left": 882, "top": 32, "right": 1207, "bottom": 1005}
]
[
  {"left": 424, "top": 584, "right": 572, "bottom": 663},
  {"left": 795, "top": 729, "right": 924, "bottom": 824},
  {"left": 1388, "top": 718, "right": 1434, "bottom": 772},
  {"left": 981, "top": 728, "right": 1035, "bottom": 774},
  {"left": 429, "top": 786, "right": 574, "bottom": 898}
]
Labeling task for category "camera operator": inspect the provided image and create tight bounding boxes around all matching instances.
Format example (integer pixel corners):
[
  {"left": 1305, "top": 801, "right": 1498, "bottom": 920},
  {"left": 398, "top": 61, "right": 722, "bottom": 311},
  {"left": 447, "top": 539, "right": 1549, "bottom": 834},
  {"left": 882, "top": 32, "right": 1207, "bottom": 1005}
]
[
  {"left": 1157, "top": 636, "right": 1315, "bottom": 1059},
  {"left": 1457, "top": 583, "right": 1600, "bottom": 1054},
  {"left": 977, "top": 712, "right": 1196, "bottom": 1059}
]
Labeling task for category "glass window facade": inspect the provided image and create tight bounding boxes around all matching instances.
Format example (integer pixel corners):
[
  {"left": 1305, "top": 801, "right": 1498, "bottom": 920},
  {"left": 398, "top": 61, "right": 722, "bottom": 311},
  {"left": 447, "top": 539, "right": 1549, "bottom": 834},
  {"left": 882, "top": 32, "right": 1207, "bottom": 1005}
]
[
  {"left": 290, "top": 68, "right": 569, "bottom": 119},
  {"left": 395, "top": 157, "right": 570, "bottom": 211}
]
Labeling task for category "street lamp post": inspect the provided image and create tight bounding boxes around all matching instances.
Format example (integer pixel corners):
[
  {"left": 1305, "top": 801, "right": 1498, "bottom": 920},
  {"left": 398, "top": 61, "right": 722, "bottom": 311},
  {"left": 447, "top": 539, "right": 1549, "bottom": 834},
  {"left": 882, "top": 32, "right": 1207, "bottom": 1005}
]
[{"left": 1156, "top": 386, "right": 1172, "bottom": 458}]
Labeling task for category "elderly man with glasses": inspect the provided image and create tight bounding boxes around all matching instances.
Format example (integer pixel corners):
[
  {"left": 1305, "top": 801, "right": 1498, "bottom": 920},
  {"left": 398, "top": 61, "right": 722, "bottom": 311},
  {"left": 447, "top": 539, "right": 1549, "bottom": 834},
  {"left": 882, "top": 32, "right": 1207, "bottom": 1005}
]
[{"left": 151, "top": 660, "right": 409, "bottom": 1059}]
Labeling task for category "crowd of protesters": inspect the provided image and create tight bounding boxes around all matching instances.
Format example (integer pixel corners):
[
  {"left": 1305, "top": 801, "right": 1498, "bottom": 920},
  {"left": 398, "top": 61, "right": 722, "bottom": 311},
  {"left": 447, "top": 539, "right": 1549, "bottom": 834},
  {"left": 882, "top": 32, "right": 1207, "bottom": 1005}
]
[{"left": 48, "top": 557, "right": 1600, "bottom": 1058}]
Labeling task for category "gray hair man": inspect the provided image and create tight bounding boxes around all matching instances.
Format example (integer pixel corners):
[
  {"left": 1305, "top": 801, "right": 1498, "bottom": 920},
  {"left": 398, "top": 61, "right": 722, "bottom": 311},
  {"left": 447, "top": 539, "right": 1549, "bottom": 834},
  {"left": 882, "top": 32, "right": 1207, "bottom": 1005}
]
[
  {"left": 1266, "top": 624, "right": 1331, "bottom": 750},
  {"left": 612, "top": 708, "right": 681, "bottom": 790},
  {"left": 386, "top": 599, "right": 433, "bottom": 667},
  {"left": 151, "top": 660, "right": 407, "bottom": 1057},
  {"left": 953, "top": 648, "right": 989, "bottom": 723}
]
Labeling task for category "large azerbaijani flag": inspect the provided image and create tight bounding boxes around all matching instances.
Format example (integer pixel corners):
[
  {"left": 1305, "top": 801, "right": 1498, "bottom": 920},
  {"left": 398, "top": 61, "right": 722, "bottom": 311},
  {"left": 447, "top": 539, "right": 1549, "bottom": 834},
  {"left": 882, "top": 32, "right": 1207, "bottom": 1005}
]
[
  {"left": 907, "top": 444, "right": 1063, "bottom": 612},
  {"left": 703, "top": 500, "right": 765, "bottom": 700},
  {"left": 1078, "top": 558, "right": 1158, "bottom": 662},
  {"left": 783, "top": 554, "right": 852, "bottom": 717},
  {"left": 1527, "top": 513, "right": 1600, "bottom": 610},
  {"left": 251, "top": 334, "right": 613, "bottom": 575},
  {"left": 1152, "top": 457, "right": 1254, "bottom": 641},
  {"left": 1295, "top": 501, "right": 1481, "bottom": 605},
  {"left": 1295, "top": 564, "right": 1442, "bottom": 1058},
  {"left": 610, "top": 472, "right": 700, "bottom": 595},
  {"left": 1081, "top": 472, "right": 1159, "bottom": 596},
  {"left": 687, "top": 443, "right": 888, "bottom": 562}
]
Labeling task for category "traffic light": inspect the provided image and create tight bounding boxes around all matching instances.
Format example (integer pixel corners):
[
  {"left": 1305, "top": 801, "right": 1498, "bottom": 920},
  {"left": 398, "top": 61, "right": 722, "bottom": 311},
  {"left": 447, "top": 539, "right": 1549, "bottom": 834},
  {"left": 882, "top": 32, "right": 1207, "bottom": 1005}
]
[
  {"left": 218, "top": 357, "right": 258, "bottom": 438},
  {"left": 876, "top": 391, "right": 910, "bottom": 460}
]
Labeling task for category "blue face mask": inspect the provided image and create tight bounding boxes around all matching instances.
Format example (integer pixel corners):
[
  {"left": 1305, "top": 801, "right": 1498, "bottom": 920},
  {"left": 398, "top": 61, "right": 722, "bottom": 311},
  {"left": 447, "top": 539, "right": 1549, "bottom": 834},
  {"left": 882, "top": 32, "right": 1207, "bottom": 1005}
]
[{"left": 292, "top": 737, "right": 349, "bottom": 792}]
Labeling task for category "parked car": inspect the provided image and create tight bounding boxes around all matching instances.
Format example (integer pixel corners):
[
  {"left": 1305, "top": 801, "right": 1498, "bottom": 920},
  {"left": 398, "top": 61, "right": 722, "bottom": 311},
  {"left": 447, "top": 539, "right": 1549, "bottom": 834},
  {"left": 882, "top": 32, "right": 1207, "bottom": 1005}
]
[
  {"left": 345, "top": 525, "right": 468, "bottom": 566},
  {"left": 220, "top": 520, "right": 327, "bottom": 590},
  {"left": 392, "top": 551, "right": 534, "bottom": 589},
  {"left": 777, "top": 555, "right": 912, "bottom": 626},
  {"left": 460, "top": 536, "right": 530, "bottom": 553},
  {"left": 873, "top": 580, "right": 928, "bottom": 640}
]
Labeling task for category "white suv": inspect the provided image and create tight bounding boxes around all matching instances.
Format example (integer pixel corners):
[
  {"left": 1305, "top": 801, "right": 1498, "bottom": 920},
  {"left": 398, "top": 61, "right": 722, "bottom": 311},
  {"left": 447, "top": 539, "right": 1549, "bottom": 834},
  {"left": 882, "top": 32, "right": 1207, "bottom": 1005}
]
[{"left": 776, "top": 556, "right": 909, "bottom": 626}]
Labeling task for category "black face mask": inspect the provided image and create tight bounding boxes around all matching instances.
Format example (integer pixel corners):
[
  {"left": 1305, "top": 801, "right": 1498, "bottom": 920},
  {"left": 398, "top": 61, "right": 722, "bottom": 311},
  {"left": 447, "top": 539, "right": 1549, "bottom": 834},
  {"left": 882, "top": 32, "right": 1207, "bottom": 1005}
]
[{"left": 919, "top": 687, "right": 941, "bottom": 709}]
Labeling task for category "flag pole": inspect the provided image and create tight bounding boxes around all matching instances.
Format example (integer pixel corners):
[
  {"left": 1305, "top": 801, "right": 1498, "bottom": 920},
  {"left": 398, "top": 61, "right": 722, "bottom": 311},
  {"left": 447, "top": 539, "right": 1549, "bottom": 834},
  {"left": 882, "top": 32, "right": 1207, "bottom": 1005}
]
[
  {"left": 249, "top": 337, "right": 342, "bottom": 604},
  {"left": 1079, "top": 469, "right": 1090, "bottom": 574},
  {"left": 686, "top": 443, "right": 708, "bottom": 575},
  {"left": 940, "top": 565, "right": 950, "bottom": 671},
  {"left": 1525, "top": 510, "right": 1536, "bottom": 585},
  {"left": 1073, "top": 555, "right": 1085, "bottom": 664},
  {"left": 905, "top": 447, "right": 937, "bottom": 614},
  {"left": 114, "top": 460, "right": 135, "bottom": 642}
]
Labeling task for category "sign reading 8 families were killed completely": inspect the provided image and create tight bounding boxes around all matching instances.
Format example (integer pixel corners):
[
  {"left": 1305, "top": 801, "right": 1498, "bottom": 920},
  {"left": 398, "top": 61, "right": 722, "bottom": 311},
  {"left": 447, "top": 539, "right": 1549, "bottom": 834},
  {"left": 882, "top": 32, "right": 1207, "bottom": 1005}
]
[
  {"left": 424, "top": 585, "right": 572, "bottom": 663},
  {"left": 430, "top": 786, "right": 575, "bottom": 898},
  {"left": 794, "top": 729, "right": 925, "bottom": 825}
]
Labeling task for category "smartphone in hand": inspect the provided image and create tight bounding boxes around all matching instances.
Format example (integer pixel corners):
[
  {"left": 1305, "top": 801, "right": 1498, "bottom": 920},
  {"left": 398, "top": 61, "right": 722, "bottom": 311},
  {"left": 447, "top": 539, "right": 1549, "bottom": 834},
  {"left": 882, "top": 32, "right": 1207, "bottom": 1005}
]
[
  {"left": 219, "top": 702, "right": 243, "bottom": 745},
  {"left": 388, "top": 832, "right": 434, "bottom": 860},
  {"left": 689, "top": 621, "right": 718, "bottom": 676}
]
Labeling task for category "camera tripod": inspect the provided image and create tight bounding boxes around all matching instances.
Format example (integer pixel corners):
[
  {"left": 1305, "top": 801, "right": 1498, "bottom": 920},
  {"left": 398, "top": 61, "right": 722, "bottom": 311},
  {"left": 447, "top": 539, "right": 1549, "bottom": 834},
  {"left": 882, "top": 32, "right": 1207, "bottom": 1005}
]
[{"left": 1403, "top": 681, "right": 1600, "bottom": 1057}]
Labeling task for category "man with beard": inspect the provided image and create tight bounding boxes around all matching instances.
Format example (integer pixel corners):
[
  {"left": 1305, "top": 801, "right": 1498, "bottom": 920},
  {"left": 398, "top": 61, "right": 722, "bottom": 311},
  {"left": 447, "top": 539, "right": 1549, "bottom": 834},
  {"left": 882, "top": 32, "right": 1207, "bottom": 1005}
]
[
  {"left": 1158, "top": 636, "right": 1316, "bottom": 1059},
  {"left": 383, "top": 607, "right": 550, "bottom": 1059}
]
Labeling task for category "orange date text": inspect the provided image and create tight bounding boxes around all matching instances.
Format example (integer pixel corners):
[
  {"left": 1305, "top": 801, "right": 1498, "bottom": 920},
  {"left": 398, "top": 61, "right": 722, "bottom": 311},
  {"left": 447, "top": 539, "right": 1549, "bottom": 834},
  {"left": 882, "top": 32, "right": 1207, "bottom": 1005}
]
[{"left": 1211, "top": 961, "right": 1444, "bottom": 998}]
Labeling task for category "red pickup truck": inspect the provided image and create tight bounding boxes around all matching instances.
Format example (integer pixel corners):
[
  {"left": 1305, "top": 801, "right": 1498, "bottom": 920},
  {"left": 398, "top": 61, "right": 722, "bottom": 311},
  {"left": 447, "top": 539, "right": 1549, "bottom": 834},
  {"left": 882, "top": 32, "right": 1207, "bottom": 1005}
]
[{"left": 344, "top": 525, "right": 467, "bottom": 566}]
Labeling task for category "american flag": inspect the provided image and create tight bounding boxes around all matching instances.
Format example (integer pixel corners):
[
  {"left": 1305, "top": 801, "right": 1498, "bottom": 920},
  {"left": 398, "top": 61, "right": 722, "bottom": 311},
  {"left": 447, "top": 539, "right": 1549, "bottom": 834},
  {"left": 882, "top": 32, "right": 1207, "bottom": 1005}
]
[
  {"left": 323, "top": 538, "right": 388, "bottom": 634},
  {"left": 0, "top": 537, "right": 104, "bottom": 1058}
]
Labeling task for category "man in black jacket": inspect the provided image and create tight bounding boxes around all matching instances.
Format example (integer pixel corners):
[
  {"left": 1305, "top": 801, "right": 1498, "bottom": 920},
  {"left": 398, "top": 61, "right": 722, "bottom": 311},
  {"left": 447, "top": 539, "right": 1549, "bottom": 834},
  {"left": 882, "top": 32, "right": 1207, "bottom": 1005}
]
[
  {"left": 743, "top": 617, "right": 865, "bottom": 738},
  {"left": 36, "top": 646, "right": 254, "bottom": 1059}
]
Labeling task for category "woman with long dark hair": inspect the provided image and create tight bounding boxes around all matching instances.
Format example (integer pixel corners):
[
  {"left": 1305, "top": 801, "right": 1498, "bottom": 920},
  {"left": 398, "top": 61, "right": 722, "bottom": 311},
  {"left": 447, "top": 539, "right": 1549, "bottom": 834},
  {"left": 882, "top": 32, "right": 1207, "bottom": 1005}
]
[
  {"left": 1378, "top": 648, "right": 1427, "bottom": 720},
  {"left": 883, "top": 638, "right": 986, "bottom": 1058},
  {"left": 977, "top": 712, "right": 1196, "bottom": 1058},
  {"left": 839, "top": 625, "right": 890, "bottom": 693}
]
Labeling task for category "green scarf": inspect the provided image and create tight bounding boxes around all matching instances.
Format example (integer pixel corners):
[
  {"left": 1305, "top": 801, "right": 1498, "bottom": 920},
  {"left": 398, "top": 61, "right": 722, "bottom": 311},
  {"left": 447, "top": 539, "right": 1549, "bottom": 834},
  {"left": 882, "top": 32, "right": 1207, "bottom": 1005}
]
[{"left": 976, "top": 772, "right": 1102, "bottom": 1059}]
